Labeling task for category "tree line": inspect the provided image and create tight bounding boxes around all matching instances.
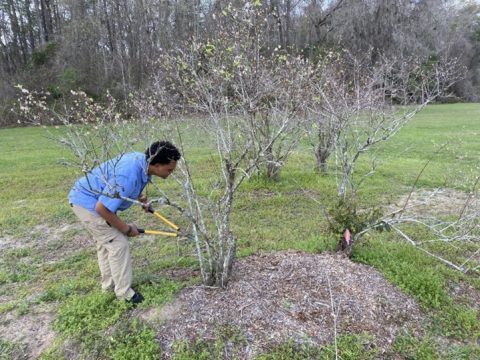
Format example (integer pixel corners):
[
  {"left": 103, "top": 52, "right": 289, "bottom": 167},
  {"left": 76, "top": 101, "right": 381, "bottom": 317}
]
[{"left": 1, "top": 0, "right": 480, "bottom": 126}]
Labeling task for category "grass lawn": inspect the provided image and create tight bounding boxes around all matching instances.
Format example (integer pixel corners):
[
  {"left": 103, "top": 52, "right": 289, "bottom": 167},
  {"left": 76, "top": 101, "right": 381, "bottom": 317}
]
[{"left": 0, "top": 103, "right": 479, "bottom": 359}]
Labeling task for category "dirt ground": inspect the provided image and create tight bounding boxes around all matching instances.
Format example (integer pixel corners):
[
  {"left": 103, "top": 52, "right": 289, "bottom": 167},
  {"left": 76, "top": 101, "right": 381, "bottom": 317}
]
[
  {"left": 0, "top": 222, "right": 89, "bottom": 359},
  {"left": 1, "top": 188, "right": 478, "bottom": 359},
  {"left": 2, "top": 249, "right": 428, "bottom": 359},
  {"left": 387, "top": 188, "right": 480, "bottom": 218},
  {"left": 0, "top": 306, "right": 56, "bottom": 359},
  {"left": 150, "top": 251, "right": 426, "bottom": 359}
]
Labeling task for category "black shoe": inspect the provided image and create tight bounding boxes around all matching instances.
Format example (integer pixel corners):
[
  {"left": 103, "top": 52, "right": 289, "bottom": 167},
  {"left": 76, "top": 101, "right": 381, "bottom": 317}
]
[{"left": 127, "top": 292, "right": 144, "bottom": 305}]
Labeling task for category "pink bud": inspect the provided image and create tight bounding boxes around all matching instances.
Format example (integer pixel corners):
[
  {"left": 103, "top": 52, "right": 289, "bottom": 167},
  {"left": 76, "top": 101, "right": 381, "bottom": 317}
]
[{"left": 344, "top": 228, "right": 351, "bottom": 245}]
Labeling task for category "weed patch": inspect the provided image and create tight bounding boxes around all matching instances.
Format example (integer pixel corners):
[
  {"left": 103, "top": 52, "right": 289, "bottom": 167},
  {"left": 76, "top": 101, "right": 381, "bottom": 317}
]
[
  {"left": 107, "top": 320, "right": 160, "bottom": 360},
  {"left": 393, "top": 333, "right": 440, "bottom": 359},
  {"left": 0, "top": 338, "right": 28, "bottom": 360},
  {"left": 39, "top": 277, "right": 97, "bottom": 302},
  {"left": 54, "top": 291, "right": 129, "bottom": 337},
  {"left": 353, "top": 237, "right": 480, "bottom": 340},
  {"left": 173, "top": 332, "right": 377, "bottom": 360},
  {"left": 134, "top": 277, "right": 184, "bottom": 308},
  {"left": 353, "top": 237, "right": 450, "bottom": 308},
  {"left": 172, "top": 323, "right": 247, "bottom": 360},
  {"left": 0, "top": 261, "right": 36, "bottom": 284},
  {"left": 430, "top": 305, "right": 480, "bottom": 340}
]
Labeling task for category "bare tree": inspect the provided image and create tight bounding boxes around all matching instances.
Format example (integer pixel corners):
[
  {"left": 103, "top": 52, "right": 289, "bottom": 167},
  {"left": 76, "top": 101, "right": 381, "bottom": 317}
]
[
  {"left": 143, "top": 1, "right": 316, "bottom": 286},
  {"left": 298, "top": 0, "right": 345, "bottom": 48},
  {"left": 16, "top": 1, "right": 316, "bottom": 288},
  {"left": 308, "top": 50, "right": 463, "bottom": 196},
  {"left": 302, "top": 49, "right": 476, "bottom": 270}
]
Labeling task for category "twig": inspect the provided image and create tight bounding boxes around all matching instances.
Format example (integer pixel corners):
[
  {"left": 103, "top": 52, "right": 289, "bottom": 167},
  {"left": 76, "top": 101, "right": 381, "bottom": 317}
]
[
  {"left": 392, "top": 224, "right": 468, "bottom": 272},
  {"left": 327, "top": 274, "right": 339, "bottom": 360},
  {"left": 459, "top": 248, "right": 480, "bottom": 270},
  {"left": 390, "top": 224, "right": 417, "bottom": 246},
  {"left": 458, "top": 176, "right": 479, "bottom": 220}
]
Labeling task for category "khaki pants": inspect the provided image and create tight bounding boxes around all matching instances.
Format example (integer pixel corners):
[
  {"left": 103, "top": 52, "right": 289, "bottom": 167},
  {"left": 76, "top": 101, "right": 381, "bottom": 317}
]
[{"left": 71, "top": 205, "right": 135, "bottom": 300}]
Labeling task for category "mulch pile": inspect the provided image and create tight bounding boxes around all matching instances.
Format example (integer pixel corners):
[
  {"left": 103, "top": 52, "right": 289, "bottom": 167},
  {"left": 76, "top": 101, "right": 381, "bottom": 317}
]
[{"left": 155, "top": 251, "right": 425, "bottom": 358}]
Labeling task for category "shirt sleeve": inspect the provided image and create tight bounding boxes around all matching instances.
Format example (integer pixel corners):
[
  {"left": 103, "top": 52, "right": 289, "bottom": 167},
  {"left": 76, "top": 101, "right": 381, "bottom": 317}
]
[{"left": 97, "top": 174, "right": 135, "bottom": 213}]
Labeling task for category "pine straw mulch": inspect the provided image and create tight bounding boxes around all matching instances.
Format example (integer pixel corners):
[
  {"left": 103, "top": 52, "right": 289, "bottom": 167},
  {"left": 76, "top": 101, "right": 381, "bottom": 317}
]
[{"left": 150, "top": 251, "right": 426, "bottom": 359}]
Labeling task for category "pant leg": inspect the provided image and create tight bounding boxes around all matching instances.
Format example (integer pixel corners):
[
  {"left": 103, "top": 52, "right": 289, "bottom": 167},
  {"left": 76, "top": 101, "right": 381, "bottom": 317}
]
[
  {"left": 104, "top": 231, "right": 134, "bottom": 299},
  {"left": 71, "top": 205, "right": 135, "bottom": 300},
  {"left": 96, "top": 243, "right": 114, "bottom": 291}
]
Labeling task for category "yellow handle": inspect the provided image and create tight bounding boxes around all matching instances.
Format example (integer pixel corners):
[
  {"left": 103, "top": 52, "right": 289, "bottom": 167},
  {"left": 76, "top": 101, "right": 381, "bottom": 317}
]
[
  {"left": 153, "top": 211, "right": 180, "bottom": 231},
  {"left": 144, "top": 230, "right": 178, "bottom": 237}
]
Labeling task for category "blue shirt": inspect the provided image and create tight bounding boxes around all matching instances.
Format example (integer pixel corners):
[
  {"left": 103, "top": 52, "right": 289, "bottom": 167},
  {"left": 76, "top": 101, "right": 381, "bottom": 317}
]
[{"left": 69, "top": 152, "right": 151, "bottom": 214}]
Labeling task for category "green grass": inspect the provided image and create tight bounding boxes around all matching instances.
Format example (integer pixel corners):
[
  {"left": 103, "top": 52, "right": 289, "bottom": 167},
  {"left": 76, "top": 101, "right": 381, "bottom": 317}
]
[
  {"left": 353, "top": 235, "right": 480, "bottom": 341},
  {"left": 373, "top": 103, "right": 480, "bottom": 191},
  {"left": 0, "top": 338, "right": 28, "bottom": 360},
  {"left": 107, "top": 320, "right": 160, "bottom": 360},
  {"left": 256, "top": 334, "right": 378, "bottom": 360},
  {"left": 51, "top": 278, "right": 181, "bottom": 358},
  {"left": 392, "top": 332, "right": 441, "bottom": 360},
  {"left": 353, "top": 236, "right": 451, "bottom": 309},
  {"left": 172, "top": 332, "right": 378, "bottom": 360},
  {"left": 172, "top": 323, "right": 248, "bottom": 360},
  {"left": 0, "top": 126, "right": 77, "bottom": 237},
  {"left": 54, "top": 291, "right": 130, "bottom": 337},
  {"left": 1, "top": 103, "right": 479, "bottom": 358},
  {"left": 393, "top": 328, "right": 480, "bottom": 360}
]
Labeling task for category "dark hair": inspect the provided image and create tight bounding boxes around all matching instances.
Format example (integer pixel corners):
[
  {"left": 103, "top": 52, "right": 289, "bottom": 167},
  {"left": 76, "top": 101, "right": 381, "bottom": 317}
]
[{"left": 145, "top": 141, "right": 181, "bottom": 165}]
